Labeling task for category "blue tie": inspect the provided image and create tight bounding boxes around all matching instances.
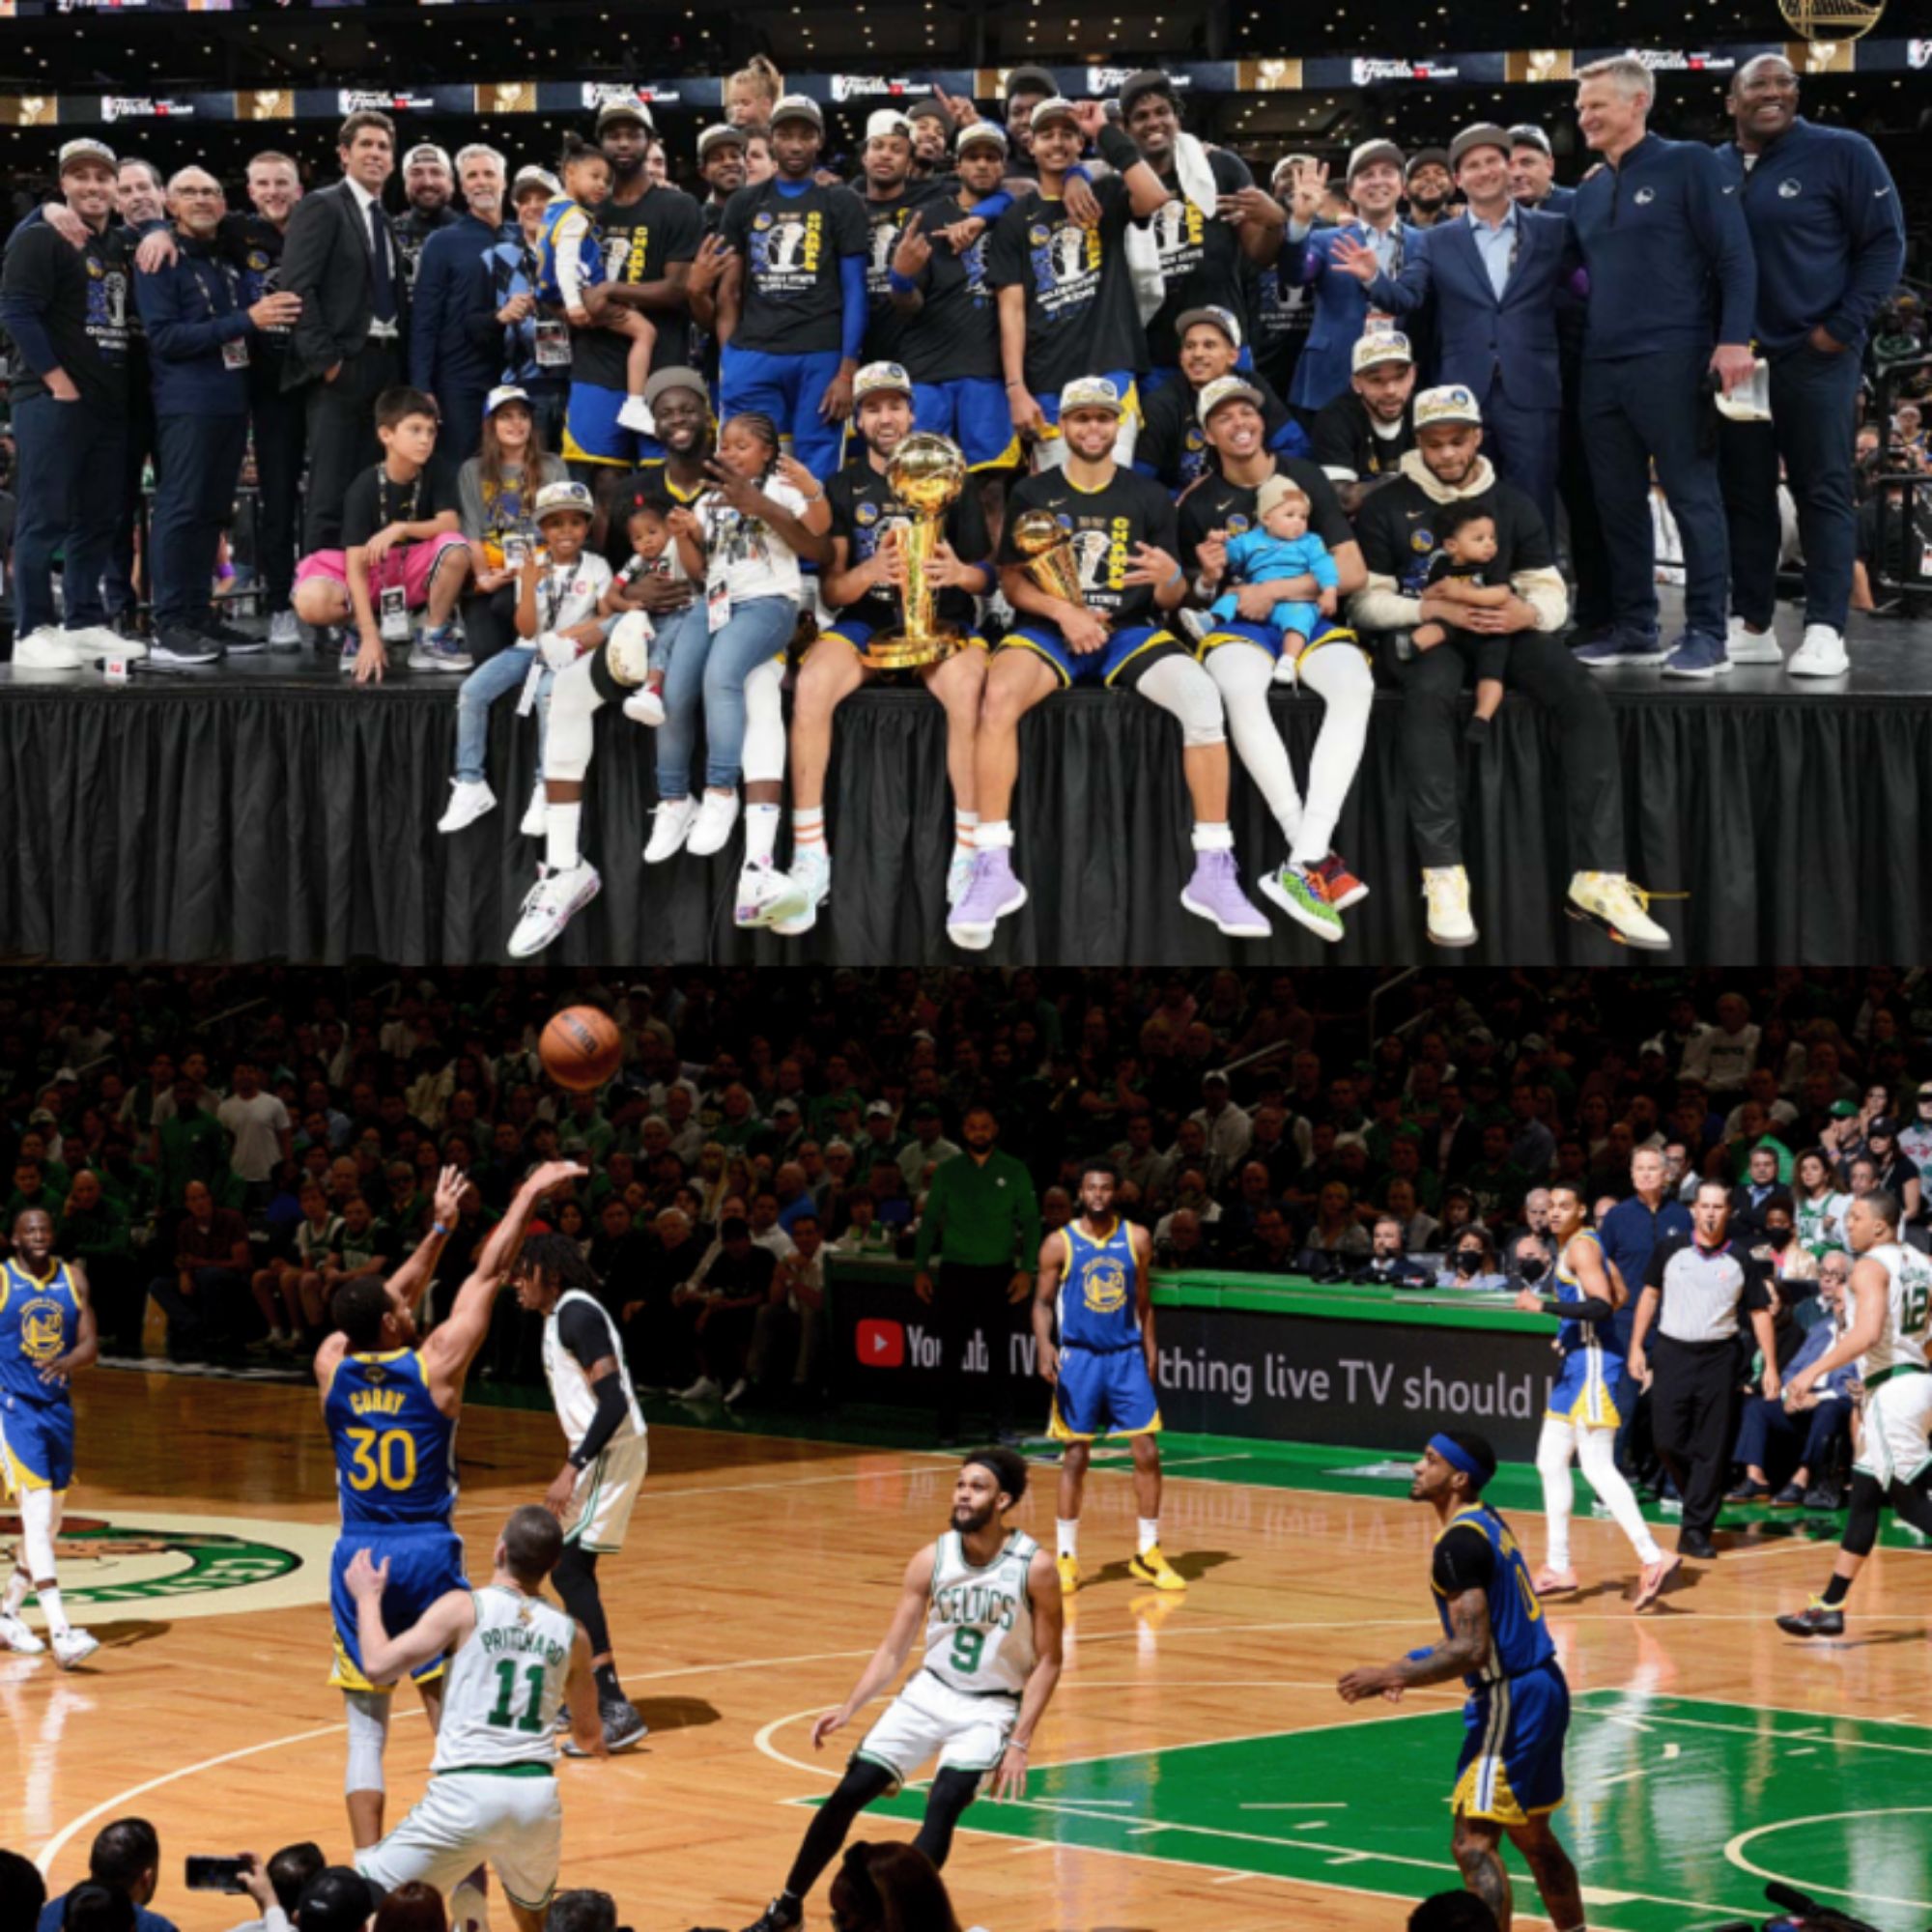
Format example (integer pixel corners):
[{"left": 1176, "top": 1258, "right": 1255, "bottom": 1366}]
[{"left": 367, "top": 200, "right": 396, "bottom": 325}]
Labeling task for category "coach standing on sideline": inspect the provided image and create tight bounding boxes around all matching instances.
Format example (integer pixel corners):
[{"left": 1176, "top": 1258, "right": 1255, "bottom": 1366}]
[
  {"left": 1717, "top": 54, "right": 1904, "bottom": 681},
  {"left": 1628, "top": 1179, "right": 1776, "bottom": 1562},
  {"left": 410, "top": 145, "right": 512, "bottom": 465},
  {"left": 281, "top": 110, "right": 408, "bottom": 552},
  {"left": 1599, "top": 1146, "right": 1692, "bottom": 1475},
  {"left": 912, "top": 1105, "right": 1041, "bottom": 1447},
  {"left": 1568, "top": 55, "right": 1756, "bottom": 682}
]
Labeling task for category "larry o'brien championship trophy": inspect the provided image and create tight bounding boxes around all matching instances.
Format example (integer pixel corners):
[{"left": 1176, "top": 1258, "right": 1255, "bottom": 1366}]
[
  {"left": 1009, "top": 508, "right": 1107, "bottom": 625},
  {"left": 861, "top": 432, "right": 968, "bottom": 669}
]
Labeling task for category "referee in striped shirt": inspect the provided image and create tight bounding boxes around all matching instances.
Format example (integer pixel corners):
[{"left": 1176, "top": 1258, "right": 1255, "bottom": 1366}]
[{"left": 1628, "top": 1180, "right": 1777, "bottom": 1561}]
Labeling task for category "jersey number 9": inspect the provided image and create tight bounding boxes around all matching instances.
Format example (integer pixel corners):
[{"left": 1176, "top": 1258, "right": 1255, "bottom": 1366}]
[
  {"left": 949, "top": 1628, "right": 985, "bottom": 1676},
  {"left": 346, "top": 1426, "right": 419, "bottom": 1492}
]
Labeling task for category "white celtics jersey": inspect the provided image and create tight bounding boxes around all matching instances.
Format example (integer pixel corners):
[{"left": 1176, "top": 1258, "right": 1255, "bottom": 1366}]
[
  {"left": 541, "top": 1289, "right": 644, "bottom": 1447},
  {"left": 431, "top": 1584, "right": 577, "bottom": 1772},
  {"left": 923, "top": 1529, "right": 1038, "bottom": 1697},
  {"left": 1855, "top": 1241, "right": 1932, "bottom": 1382}
]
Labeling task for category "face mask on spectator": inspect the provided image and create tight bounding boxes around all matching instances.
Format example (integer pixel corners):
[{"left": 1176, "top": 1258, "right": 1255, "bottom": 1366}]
[
  {"left": 1519, "top": 1256, "right": 1547, "bottom": 1284},
  {"left": 1767, "top": 1225, "right": 1794, "bottom": 1250}
]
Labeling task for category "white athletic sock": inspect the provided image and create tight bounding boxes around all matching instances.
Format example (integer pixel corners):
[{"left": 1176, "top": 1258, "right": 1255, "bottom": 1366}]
[
  {"left": 745, "top": 803, "right": 781, "bottom": 868},
  {"left": 1577, "top": 1423, "right": 1662, "bottom": 1565},
  {"left": 1190, "top": 821, "right": 1233, "bottom": 853},
  {"left": 978, "top": 819, "right": 1014, "bottom": 851},
  {"left": 37, "top": 1582, "right": 70, "bottom": 1639},
  {"left": 545, "top": 802, "right": 582, "bottom": 874},
  {"left": 1536, "top": 1418, "right": 1577, "bottom": 1574},
  {"left": 954, "top": 810, "right": 979, "bottom": 853},
  {"left": 1057, "top": 1519, "right": 1078, "bottom": 1561},
  {"left": 3, "top": 1566, "right": 29, "bottom": 1618},
  {"left": 792, "top": 805, "right": 826, "bottom": 851},
  {"left": 1137, "top": 1518, "right": 1160, "bottom": 1555}
]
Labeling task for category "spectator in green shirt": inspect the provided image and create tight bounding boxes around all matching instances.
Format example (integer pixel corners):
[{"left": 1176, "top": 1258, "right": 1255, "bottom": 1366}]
[
  {"left": 852, "top": 1102, "right": 904, "bottom": 1184},
  {"left": 912, "top": 1106, "right": 1041, "bottom": 1444},
  {"left": 559, "top": 1091, "right": 615, "bottom": 1165},
  {"left": 155, "top": 1075, "right": 232, "bottom": 1212}
]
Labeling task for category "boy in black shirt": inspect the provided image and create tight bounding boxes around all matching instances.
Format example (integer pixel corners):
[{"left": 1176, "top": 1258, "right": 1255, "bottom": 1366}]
[
  {"left": 292, "top": 385, "right": 474, "bottom": 683},
  {"left": 947, "top": 375, "right": 1271, "bottom": 951},
  {"left": 760, "top": 361, "right": 996, "bottom": 939}
]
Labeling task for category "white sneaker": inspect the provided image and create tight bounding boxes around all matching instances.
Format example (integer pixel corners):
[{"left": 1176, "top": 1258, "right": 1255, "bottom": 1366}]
[
  {"left": 1725, "top": 618, "right": 1783, "bottom": 666},
  {"left": 506, "top": 862, "right": 601, "bottom": 958},
  {"left": 268, "top": 609, "right": 302, "bottom": 652},
  {"left": 773, "top": 845, "right": 832, "bottom": 937},
  {"left": 616, "top": 395, "right": 657, "bottom": 437},
  {"left": 946, "top": 848, "right": 976, "bottom": 907},
  {"left": 51, "top": 1628, "right": 100, "bottom": 1670},
  {"left": 675, "top": 1375, "right": 721, "bottom": 1402},
  {"left": 1423, "top": 866, "right": 1477, "bottom": 948},
  {"left": 687, "top": 788, "right": 741, "bottom": 858},
  {"left": 734, "top": 861, "right": 794, "bottom": 929},
  {"left": 0, "top": 1610, "right": 45, "bottom": 1655},
  {"left": 723, "top": 1377, "right": 749, "bottom": 1406},
  {"left": 520, "top": 781, "right": 549, "bottom": 839},
  {"left": 1567, "top": 870, "right": 1672, "bottom": 951},
  {"left": 643, "top": 797, "right": 696, "bottom": 864},
  {"left": 1787, "top": 624, "right": 1849, "bottom": 678},
  {"left": 447, "top": 1878, "right": 491, "bottom": 1932},
  {"left": 14, "top": 626, "right": 87, "bottom": 669},
  {"left": 437, "top": 779, "right": 497, "bottom": 835},
  {"left": 71, "top": 624, "right": 147, "bottom": 662},
  {"left": 622, "top": 685, "right": 666, "bottom": 726}
]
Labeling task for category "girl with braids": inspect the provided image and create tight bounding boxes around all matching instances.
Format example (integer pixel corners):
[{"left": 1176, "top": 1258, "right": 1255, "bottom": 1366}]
[
  {"left": 509, "top": 1230, "right": 650, "bottom": 1755},
  {"left": 644, "top": 411, "right": 833, "bottom": 927}
]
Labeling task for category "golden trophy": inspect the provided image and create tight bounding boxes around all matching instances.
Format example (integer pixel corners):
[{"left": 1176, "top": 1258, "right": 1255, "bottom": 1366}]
[
  {"left": 1009, "top": 509, "right": 1107, "bottom": 626},
  {"left": 861, "top": 432, "right": 967, "bottom": 670}
]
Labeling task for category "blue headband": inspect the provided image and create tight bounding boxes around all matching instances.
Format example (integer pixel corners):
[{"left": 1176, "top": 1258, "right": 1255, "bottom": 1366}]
[{"left": 1429, "top": 1433, "right": 1490, "bottom": 1490}]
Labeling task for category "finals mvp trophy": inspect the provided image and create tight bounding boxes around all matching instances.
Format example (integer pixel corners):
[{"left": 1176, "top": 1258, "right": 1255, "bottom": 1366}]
[
  {"left": 861, "top": 433, "right": 968, "bottom": 669},
  {"left": 1009, "top": 509, "right": 1105, "bottom": 624}
]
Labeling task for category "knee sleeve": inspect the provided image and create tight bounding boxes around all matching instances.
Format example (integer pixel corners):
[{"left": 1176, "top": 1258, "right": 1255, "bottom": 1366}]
[
  {"left": 344, "top": 1689, "right": 393, "bottom": 1795},
  {"left": 553, "top": 1544, "right": 611, "bottom": 1657},
  {"left": 1842, "top": 1471, "right": 1886, "bottom": 1559},
  {"left": 912, "top": 1766, "right": 982, "bottom": 1871},
  {"left": 1886, "top": 1469, "right": 1932, "bottom": 1537},
  {"left": 17, "top": 1486, "right": 59, "bottom": 1580},
  {"left": 1138, "top": 653, "right": 1226, "bottom": 749},
  {"left": 743, "top": 657, "right": 787, "bottom": 786},
  {"left": 543, "top": 659, "right": 602, "bottom": 784}
]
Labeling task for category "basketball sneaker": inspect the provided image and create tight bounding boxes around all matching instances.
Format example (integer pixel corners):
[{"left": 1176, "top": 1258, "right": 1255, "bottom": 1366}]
[
  {"left": 1422, "top": 866, "right": 1477, "bottom": 948},
  {"left": 644, "top": 798, "right": 696, "bottom": 864},
  {"left": 51, "top": 1628, "right": 100, "bottom": 1670},
  {"left": 687, "top": 788, "right": 742, "bottom": 858},
  {"left": 1775, "top": 1599, "right": 1845, "bottom": 1638},
  {"left": 740, "top": 1896, "right": 804, "bottom": 1932},
  {"left": 735, "top": 861, "right": 793, "bottom": 929},
  {"left": 771, "top": 847, "right": 831, "bottom": 937},
  {"left": 1179, "top": 850, "right": 1271, "bottom": 938},
  {"left": 1566, "top": 871, "right": 1671, "bottom": 951},
  {"left": 408, "top": 621, "right": 473, "bottom": 672},
  {"left": 1574, "top": 626, "right": 1667, "bottom": 669},
  {"left": 1788, "top": 623, "right": 1849, "bottom": 678},
  {"left": 268, "top": 610, "right": 302, "bottom": 652},
  {"left": 1725, "top": 617, "right": 1783, "bottom": 666},
  {"left": 1126, "top": 1546, "right": 1186, "bottom": 1593},
  {"left": 0, "top": 1610, "right": 45, "bottom": 1654},
  {"left": 622, "top": 684, "right": 666, "bottom": 726},
  {"left": 13, "top": 627, "right": 89, "bottom": 669},
  {"left": 1317, "top": 851, "right": 1369, "bottom": 911},
  {"left": 1057, "top": 1554, "right": 1080, "bottom": 1595},
  {"left": 437, "top": 779, "right": 496, "bottom": 835},
  {"left": 1661, "top": 630, "right": 1731, "bottom": 679},
  {"left": 507, "top": 862, "right": 601, "bottom": 958},
  {"left": 563, "top": 1696, "right": 649, "bottom": 1755},
  {"left": 947, "top": 850, "right": 1028, "bottom": 951},
  {"left": 1260, "top": 859, "right": 1342, "bottom": 943}
]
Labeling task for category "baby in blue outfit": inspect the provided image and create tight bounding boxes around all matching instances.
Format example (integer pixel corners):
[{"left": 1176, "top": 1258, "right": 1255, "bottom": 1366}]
[{"left": 1209, "top": 473, "right": 1339, "bottom": 668}]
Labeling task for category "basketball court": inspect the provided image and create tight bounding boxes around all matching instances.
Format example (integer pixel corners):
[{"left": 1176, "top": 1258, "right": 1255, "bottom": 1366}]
[{"left": 10, "top": 1370, "right": 1932, "bottom": 1930}]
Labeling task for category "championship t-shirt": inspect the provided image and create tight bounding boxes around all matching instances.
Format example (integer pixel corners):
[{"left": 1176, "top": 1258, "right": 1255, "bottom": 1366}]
[
  {"left": 1353, "top": 472, "right": 1554, "bottom": 602},
  {"left": 986, "top": 176, "right": 1150, "bottom": 397},
  {"left": 341, "top": 456, "right": 462, "bottom": 553},
  {"left": 573, "top": 182, "right": 704, "bottom": 388},
  {"left": 698, "top": 473, "right": 814, "bottom": 603},
  {"left": 721, "top": 179, "right": 870, "bottom": 355},
  {"left": 1176, "top": 457, "right": 1353, "bottom": 574},
  {"left": 1137, "top": 369, "right": 1297, "bottom": 491},
  {"left": 1143, "top": 149, "right": 1254, "bottom": 369},
  {"left": 826, "top": 457, "right": 993, "bottom": 633},
  {"left": 997, "top": 465, "right": 1179, "bottom": 629},
  {"left": 0, "top": 222, "right": 132, "bottom": 409},
  {"left": 1312, "top": 392, "right": 1417, "bottom": 484},
  {"left": 1246, "top": 259, "right": 1315, "bottom": 400}
]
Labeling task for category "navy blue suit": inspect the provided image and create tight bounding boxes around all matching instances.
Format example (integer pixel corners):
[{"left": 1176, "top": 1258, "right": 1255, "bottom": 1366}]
[
  {"left": 1278, "top": 218, "right": 1428, "bottom": 413},
  {"left": 408, "top": 213, "right": 507, "bottom": 464},
  {"left": 1364, "top": 208, "right": 1572, "bottom": 526}
]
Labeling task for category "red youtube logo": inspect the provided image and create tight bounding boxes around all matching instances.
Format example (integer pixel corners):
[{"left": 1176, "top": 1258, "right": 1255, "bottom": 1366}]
[{"left": 856, "top": 1319, "right": 905, "bottom": 1368}]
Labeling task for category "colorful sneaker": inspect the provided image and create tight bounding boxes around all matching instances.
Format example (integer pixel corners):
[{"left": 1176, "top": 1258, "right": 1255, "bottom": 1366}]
[
  {"left": 507, "top": 862, "right": 601, "bottom": 958},
  {"left": 0, "top": 1610, "right": 45, "bottom": 1655},
  {"left": 1057, "top": 1554, "right": 1080, "bottom": 1595},
  {"left": 51, "top": 1628, "right": 100, "bottom": 1670},
  {"left": 946, "top": 849, "right": 1027, "bottom": 951},
  {"left": 1260, "top": 859, "right": 1342, "bottom": 943},
  {"left": 341, "top": 634, "right": 370, "bottom": 676},
  {"left": 643, "top": 798, "right": 696, "bottom": 865},
  {"left": 1179, "top": 849, "right": 1270, "bottom": 938},
  {"left": 1775, "top": 1599, "right": 1844, "bottom": 1638},
  {"left": 1318, "top": 851, "right": 1369, "bottom": 911},
  {"left": 520, "top": 781, "right": 548, "bottom": 839},
  {"left": 1788, "top": 623, "right": 1849, "bottom": 678},
  {"left": 771, "top": 846, "right": 831, "bottom": 938},
  {"left": 1725, "top": 617, "right": 1783, "bottom": 666},
  {"left": 437, "top": 779, "right": 496, "bottom": 835},
  {"left": 1566, "top": 871, "right": 1671, "bottom": 951},
  {"left": 1574, "top": 627, "right": 1667, "bottom": 669},
  {"left": 1532, "top": 1565, "right": 1578, "bottom": 1597},
  {"left": 735, "top": 861, "right": 794, "bottom": 928},
  {"left": 1662, "top": 630, "right": 1731, "bottom": 679},
  {"left": 408, "top": 622, "right": 473, "bottom": 672},
  {"left": 1126, "top": 1545, "right": 1187, "bottom": 1592},
  {"left": 687, "top": 788, "right": 741, "bottom": 858},
  {"left": 1423, "top": 865, "right": 1477, "bottom": 948}
]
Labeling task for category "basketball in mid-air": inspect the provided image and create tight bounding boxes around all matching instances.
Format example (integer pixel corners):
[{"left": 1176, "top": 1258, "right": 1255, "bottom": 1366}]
[{"left": 540, "top": 1006, "right": 623, "bottom": 1092}]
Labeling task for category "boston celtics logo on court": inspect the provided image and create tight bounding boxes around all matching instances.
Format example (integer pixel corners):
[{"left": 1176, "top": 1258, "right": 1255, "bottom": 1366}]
[{"left": 0, "top": 1509, "right": 332, "bottom": 1623}]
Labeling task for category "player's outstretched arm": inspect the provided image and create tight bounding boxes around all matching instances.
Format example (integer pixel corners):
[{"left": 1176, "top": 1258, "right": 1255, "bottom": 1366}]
[
  {"left": 810, "top": 1546, "right": 936, "bottom": 1751},
  {"left": 989, "top": 1548, "right": 1065, "bottom": 1801},
  {"left": 347, "top": 1559, "right": 475, "bottom": 1685},
  {"left": 564, "top": 1626, "right": 608, "bottom": 1759},
  {"left": 385, "top": 1165, "right": 466, "bottom": 1316},
  {"left": 44, "top": 1262, "right": 99, "bottom": 1383},
  {"left": 1338, "top": 1581, "right": 1491, "bottom": 1704}
]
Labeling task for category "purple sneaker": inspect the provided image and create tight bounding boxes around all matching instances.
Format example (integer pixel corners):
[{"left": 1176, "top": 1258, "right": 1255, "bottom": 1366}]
[
  {"left": 1179, "top": 850, "right": 1271, "bottom": 939},
  {"left": 946, "top": 849, "right": 1027, "bottom": 951}
]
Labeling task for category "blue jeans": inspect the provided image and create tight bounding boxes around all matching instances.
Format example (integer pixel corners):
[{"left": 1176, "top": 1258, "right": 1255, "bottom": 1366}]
[
  {"left": 454, "top": 643, "right": 550, "bottom": 784},
  {"left": 654, "top": 595, "right": 796, "bottom": 797},
  {"left": 12, "top": 393, "right": 129, "bottom": 638}
]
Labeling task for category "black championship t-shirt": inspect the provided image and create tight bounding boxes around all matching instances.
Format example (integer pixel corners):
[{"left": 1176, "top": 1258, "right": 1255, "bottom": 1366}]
[
  {"left": 1138, "top": 369, "right": 1297, "bottom": 492},
  {"left": 826, "top": 457, "right": 994, "bottom": 633},
  {"left": 1143, "top": 148, "right": 1254, "bottom": 369},
  {"left": 1176, "top": 457, "right": 1353, "bottom": 574},
  {"left": 986, "top": 176, "right": 1150, "bottom": 397},
  {"left": 998, "top": 465, "right": 1179, "bottom": 629},
  {"left": 1353, "top": 472, "right": 1553, "bottom": 603},
  {"left": 721, "top": 179, "right": 870, "bottom": 356},
  {"left": 0, "top": 222, "right": 132, "bottom": 409},
  {"left": 1246, "top": 258, "right": 1315, "bottom": 401},
  {"left": 1312, "top": 392, "right": 1417, "bottom": 484},
  {"left": 224, "top": 212, "right": 291, "bottom": 390},
  {"left": 574, "top": 183, "right": 705, "bottom": 388},
  {"left": 861, "top": 179, "right": 1000, "bottom": 384},
  {"left": 341, "top": 456, "right": 461, "bottom": 553}
]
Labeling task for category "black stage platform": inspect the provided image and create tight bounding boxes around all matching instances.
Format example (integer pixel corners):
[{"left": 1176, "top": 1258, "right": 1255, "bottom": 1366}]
[{"left": 2, "top": 608, "right": 1927, "bottom": 966}]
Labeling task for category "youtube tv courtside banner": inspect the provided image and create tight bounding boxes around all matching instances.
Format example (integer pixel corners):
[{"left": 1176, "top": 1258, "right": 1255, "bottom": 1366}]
[{"left": 833, "top": 1269, "right": 1565, "bottom": 1461}]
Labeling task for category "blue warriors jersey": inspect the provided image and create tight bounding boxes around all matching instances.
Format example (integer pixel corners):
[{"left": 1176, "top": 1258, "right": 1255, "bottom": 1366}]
[
  {"left": 325, "top": 1350, "right": 458, "bottom": 1530},
  {"left": 533, "top": 196, "right": 606, "bottom": 310},
  {"left": 0, "top": 1260, "right": 81, "bottom": 1411},
  {"left": 1431, "top": 1505, "right": 1555, "bottom": 1690},
  {"left": 1056, "top": 1218, "right": 1140, "bottom": 1351},
  {"left": 1547, "top": 1231, "right": 1624, "bottom": 1429}
]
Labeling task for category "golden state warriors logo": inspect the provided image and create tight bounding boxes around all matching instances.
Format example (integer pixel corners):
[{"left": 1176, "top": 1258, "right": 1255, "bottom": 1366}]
[
  {"left": 855, "top": 500, "right": 880, "bottom": 526},
  {"left": 1083, "top": 1258, "right": 1129, "bottom": 1315},
  {"left": 19, "top": 1300, "right": 65, "bottom": 1364},
  {"left": 1411, "top": 528, "right": 1435, "bottom": 553}
]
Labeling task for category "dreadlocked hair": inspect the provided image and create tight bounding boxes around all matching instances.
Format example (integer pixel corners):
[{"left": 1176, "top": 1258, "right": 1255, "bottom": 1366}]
[
  {"left": 721, "top": 410, "right": 783, "bottom": 484},
  {"left": 514, "top": 1231, "right": 602, "bottom": 1297}
]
